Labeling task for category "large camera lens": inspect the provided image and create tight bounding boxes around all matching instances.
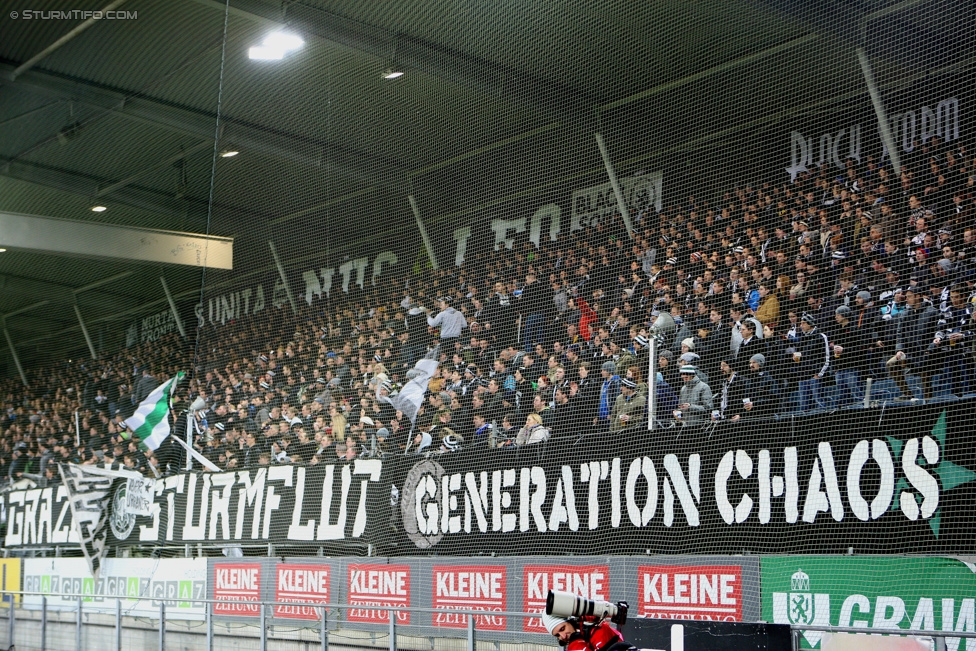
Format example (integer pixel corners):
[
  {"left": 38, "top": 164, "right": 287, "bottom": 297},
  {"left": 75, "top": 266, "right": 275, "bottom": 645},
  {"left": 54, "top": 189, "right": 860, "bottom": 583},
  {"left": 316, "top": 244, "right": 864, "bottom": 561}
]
[{"left": 546, "top": 590, "right": 619, "bottom": 621}]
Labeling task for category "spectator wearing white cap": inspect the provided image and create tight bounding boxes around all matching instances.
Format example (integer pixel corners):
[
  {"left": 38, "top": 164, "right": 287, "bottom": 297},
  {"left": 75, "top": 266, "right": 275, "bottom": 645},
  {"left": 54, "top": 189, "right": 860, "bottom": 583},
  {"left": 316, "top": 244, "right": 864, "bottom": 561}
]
[
  {"left": 610, "top": 377, "right": 645, "bottom": 432},
  {"left": 675, "top": 364, "right": 712, "bottom": 425},
  {"left": 796, "top": 313, "right": 830, "bottom": 412}
]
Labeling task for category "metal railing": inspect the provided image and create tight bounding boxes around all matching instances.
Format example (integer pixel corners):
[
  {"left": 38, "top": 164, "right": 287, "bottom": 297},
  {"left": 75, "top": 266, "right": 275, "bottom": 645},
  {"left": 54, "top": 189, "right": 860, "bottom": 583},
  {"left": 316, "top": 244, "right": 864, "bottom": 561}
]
[
  {"left": 0, "top": 591, "right": 556, "bottom": 651},
  {"left": 5, "top": 590, "right": 976, "bottom": 651},
  {"left": 788, "top": 624, "right": 976, "bottom": 651}
]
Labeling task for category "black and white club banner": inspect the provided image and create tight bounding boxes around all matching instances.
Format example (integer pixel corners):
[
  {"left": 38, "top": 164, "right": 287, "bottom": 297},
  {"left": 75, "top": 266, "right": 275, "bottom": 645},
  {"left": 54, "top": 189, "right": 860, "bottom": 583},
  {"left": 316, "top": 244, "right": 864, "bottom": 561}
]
[{"left": 5, "top": 403, "right": 976, "bottom": 555}]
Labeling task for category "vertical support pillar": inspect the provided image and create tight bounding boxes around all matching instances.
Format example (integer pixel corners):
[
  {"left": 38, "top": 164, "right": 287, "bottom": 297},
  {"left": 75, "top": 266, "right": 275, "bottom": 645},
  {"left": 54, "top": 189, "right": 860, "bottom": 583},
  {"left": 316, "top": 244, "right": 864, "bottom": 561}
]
[
  {"left": 856, "top": 47, "right": 902, "bottom": 175},
  {"left": 76, "top": 596, "right": 83, "bottom": 651},
  {"left": 159, "top": 276, "right": 187, "bottom": 339},
  {"left": 389, "top": 610, "right": 397, "bottom": 651},
  {"left": 159, "top": 601, "right": 165, "bottom": 651},
  {"left": 260, "top": 603, "right": 267, "bottom": 651},
  {"left": 320, "top": 606, "right": 328, "bottom": 651},
  {"left": 648, "top": 337, "right": 657, "bottom": 431},
  {"left": 115, "top": 598, "right": 122, "bottom": 651},
  {"left": 594, "top": 133, "right": 636, "bottom": 239},
  {"left": 409, "top": 195, "right": 440, "bottom": 270},
  {"left": 268, "top": 240, "right": 298, "bottom": 315},
  {"left": 41, "top": 595, "right": 47, "bottom": 651},
  {"left": 2, "top": 323, "right": 29, "bottom": 387},
  {"left": 73, "top": 303, "right": 98, "bottom": 360},
  {"left": 7, "top": 592, "right": 13, "bottom": 649},
  {"left": 206, "top": 601, "right": 213, "bottom": 651},
  {"left": 466, "top": 612, "right": 476, "bottom": 651}
]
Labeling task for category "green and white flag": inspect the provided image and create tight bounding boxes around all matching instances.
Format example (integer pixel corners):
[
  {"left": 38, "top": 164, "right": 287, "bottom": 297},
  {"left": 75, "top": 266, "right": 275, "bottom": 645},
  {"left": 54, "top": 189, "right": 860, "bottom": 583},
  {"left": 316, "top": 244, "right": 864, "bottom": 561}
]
[{"left": 123, "top": 371, "right": 184, "bottom": 450}]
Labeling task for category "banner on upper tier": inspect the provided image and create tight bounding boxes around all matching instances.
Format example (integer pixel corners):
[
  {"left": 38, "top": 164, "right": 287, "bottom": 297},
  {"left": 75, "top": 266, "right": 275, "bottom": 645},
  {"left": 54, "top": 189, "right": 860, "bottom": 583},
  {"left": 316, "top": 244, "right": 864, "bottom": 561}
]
[{"left": 5, "top": 403, "right": 976, "bottom": 555}]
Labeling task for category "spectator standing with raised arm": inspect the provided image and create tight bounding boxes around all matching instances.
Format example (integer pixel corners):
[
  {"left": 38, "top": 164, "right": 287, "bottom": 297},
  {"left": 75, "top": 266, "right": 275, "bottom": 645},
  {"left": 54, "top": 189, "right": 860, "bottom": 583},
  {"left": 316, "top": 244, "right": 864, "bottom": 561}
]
[{"left": 426, "top": 296, "right": 467, "bottom": 349}]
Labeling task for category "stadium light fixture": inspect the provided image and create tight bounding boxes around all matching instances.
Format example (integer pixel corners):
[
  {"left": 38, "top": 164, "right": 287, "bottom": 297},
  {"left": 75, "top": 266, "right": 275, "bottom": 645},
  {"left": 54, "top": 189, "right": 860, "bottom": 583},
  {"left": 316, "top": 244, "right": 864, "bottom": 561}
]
[
  {"left": 249, "top": 31, "right": 304, "bottom": 61},
  {"left": 220, "top": 150, "right": 239, "bottom": 158},
  {"left": 0, "top": 248, "right": 6, "bottom": 253},
  {"left": 382, "top": 69, "right": 405, "bottom": 80},
  {"left": 90, "top": 205, "right": 107, "bottom": 212}
]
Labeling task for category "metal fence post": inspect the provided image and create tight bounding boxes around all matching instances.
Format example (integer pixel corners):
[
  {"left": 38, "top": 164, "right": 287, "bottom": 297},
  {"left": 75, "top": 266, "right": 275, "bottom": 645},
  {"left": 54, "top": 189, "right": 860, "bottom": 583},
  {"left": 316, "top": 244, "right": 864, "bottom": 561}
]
[
  {"left": 791, "top": 628, "right": 800, "bottom": 651},
  {"left": 936, "top": 637, "right": 947, "bottom": 651},
  {"left": 260, "top": 603, "right": 267, "bottom": 651},
  {"left": 467, "top": 612, "right": 476, "bottom": 651},
  {"left": 206, "top": 601, "right": 213, "bottom": 651},
  {"left": 41, "top": 595, "right": 47, "bottom": 651},
  {"left": 389, "top": 610, "right": 396, "bottom": 651},
  {"left": 159, "top": 601, "right": 166, "bottom": 651},
  {"left": 76, "top": 596, "right": 83, "bottom": 651},
  {"left": 115, "top": 597, "right": 122, "bottom": 651},
  {"left": 320, "top": 606, "right": 328, "bottom": 651},
  {"left": 7, "top": 591, "right": 13, "bottom": 649}
]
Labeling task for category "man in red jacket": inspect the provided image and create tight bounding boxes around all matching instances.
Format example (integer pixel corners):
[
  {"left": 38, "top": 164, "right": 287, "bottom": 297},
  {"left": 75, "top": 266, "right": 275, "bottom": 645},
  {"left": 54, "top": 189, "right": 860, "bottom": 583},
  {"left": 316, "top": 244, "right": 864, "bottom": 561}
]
[{"left": 542, "top": 613, "right": 631, "bottom": 651}]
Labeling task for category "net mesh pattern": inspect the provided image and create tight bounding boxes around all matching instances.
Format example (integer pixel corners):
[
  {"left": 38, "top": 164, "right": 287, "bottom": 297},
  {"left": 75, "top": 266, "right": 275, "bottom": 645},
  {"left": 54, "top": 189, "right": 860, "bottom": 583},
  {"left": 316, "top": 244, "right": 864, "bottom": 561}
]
[{"left": 1, "top": 0, "right": 976, "bottom": 636}]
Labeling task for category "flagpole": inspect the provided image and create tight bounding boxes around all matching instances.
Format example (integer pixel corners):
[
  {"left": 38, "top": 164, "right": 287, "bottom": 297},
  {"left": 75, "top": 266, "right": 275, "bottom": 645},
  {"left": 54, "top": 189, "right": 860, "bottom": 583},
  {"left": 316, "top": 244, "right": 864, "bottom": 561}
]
[
  {"left": 75, "top": 411, "right": 81, "bottom": 447},
  {"left": 186, "top": 414, "right": 194, "bottom": 471}
]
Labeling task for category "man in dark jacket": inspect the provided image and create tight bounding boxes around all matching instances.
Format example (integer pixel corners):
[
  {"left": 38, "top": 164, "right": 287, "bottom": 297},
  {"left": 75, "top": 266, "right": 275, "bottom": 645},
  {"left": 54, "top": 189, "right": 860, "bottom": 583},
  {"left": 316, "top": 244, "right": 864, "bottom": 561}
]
[
  {"left": 831, "top": 305, "right": 868, "bottom": 406},
  {"left": 132, "top": 368, "right": 158, "bottom": 405},
  {"left": 404, "top": 304, "right": 430, "bottom": 367},
  {"left": 743, "top": 354, "right": 780, "bottom": 418},
  {"left": 886, "top": 285, "right": 939, "bottom": 399},
  {"left": 574, "top": 362, "right": 601, "bottom": 430},
  {"left": 715, "top": 359, "right": 748, "bottom": 421},
  {"left": 797, "top": 313, "right": 831, "bottom": 411},
  {"left": 519, "top": 271, "right": 551, "bottom": 351}
]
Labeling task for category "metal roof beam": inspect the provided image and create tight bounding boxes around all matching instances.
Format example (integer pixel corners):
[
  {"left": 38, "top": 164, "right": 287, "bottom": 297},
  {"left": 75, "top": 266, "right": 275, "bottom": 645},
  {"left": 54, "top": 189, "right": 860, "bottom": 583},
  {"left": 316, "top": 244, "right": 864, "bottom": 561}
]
[
  {"left": 96, "top": 141, "right": 213, "bottom": 197},
  {"left": 0, "top": 211, "right": 234, "bottom": 269},
  {"left": 0, "top": 150, "right": 196, "bottom": 217},
  {"left": 0, "top": 275, "right": 130, "bottom": 312},
  {"left": 0, "top": 62, "right": 401, "bottom": 186}
]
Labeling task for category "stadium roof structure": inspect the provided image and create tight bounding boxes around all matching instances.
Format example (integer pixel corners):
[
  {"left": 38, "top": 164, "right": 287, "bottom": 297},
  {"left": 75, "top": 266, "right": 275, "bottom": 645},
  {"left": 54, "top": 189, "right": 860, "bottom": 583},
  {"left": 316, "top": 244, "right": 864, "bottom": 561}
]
[{"left": 0, "top": 0, "right": 972, "bottom": 369}]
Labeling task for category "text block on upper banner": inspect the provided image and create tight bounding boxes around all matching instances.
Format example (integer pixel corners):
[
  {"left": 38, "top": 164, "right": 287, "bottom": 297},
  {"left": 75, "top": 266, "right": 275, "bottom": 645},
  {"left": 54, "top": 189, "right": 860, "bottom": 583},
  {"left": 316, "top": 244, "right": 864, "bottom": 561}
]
[{"left": 0, "top": 211, "right": 233, "bottom": 269}]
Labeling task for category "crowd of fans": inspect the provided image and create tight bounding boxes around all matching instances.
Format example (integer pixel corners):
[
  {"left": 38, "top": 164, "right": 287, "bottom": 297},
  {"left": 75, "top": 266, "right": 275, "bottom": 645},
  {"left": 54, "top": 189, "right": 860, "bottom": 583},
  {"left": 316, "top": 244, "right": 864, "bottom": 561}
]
[{"left": 2, "top": 134, "right": 976, "bottom": 482}]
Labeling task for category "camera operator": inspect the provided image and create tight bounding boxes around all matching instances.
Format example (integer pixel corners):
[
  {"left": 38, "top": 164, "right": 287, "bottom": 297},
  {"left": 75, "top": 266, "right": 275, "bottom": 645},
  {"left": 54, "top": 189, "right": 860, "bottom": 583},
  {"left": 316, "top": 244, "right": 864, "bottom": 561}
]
[
  {"left": 542, "top": 591, "right": 633, "bottom": 651},
  {"left": 542, "top": 613, "right": 629, "bottom": 651}
]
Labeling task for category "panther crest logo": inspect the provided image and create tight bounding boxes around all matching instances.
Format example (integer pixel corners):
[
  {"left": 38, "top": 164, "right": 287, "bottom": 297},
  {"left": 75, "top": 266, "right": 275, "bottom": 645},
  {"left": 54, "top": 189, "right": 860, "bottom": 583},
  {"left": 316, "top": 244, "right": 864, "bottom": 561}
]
[{"left": 109, "top": 481, "right": 136, "bottom": 540}]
